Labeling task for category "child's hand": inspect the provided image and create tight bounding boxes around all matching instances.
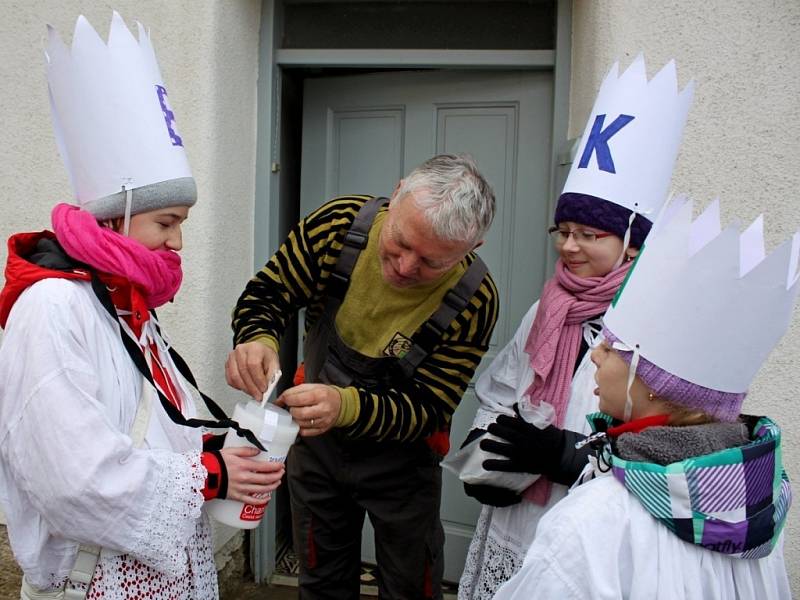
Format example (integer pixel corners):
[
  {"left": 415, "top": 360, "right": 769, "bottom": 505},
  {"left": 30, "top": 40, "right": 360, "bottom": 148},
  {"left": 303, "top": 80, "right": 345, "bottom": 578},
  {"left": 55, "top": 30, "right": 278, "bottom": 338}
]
[
  {"left": 481, "top": 414, "right": 565, "bottom": 476},
  {"left": 219, "top": 446, "right": 285, "bottom": 505}
]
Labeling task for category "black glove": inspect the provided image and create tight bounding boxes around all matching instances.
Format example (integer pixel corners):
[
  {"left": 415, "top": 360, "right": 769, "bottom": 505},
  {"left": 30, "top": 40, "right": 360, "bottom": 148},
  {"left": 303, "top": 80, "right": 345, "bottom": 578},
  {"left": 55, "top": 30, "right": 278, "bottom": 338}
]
[
  {"left": 481, "top": 407, "right": 590, "bottom": 485},
  {"left": 463, "top": 482, "right": 522, "bottom": 507},
  {"left": 457, "top": 428, "right": 521, "bottom": 507}
]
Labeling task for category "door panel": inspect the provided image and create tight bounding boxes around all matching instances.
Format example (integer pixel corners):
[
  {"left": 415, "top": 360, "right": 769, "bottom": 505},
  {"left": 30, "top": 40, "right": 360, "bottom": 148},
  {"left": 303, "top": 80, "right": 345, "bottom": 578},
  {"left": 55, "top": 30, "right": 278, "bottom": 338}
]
[
  {"left": 435, "top": 103, "right": 518, "bottom": 360},
  {"left": 300, "top": 69, "right": 553, "bottom": 583},
  {"left": 330, "top": 109, "right": 405, "bottom": 196}
]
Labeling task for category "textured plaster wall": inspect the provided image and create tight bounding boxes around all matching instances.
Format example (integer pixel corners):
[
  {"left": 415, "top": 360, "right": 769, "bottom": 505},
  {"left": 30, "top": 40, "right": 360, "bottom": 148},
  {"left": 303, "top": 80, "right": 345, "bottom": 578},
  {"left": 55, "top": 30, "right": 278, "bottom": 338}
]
[
  {"left": 571, "top": 0, "right": 800, "bottom": 591},
  {"left": 0, "top": 0, "right": 262, "bottom": 554}
]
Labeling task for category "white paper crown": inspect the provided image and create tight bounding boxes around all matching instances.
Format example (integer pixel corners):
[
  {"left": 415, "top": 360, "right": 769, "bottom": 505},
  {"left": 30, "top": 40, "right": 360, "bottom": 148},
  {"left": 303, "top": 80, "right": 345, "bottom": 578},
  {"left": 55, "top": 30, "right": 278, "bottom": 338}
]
[
  {"left": 46, "top": 12, "right": 192, "bottom": 209},
  {"left": 604, "top": 195, "right": 800, "bottom": 393},
  {"left": 562, "top": 55, "right": 694, "bottom": 221}
]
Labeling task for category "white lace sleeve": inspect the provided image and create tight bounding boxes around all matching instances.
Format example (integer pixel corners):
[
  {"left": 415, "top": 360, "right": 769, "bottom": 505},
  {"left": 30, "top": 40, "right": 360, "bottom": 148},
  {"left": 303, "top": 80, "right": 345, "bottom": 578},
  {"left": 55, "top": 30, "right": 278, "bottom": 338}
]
[{"left": 127, "top": 450, "right": 207, "bottom": 577}]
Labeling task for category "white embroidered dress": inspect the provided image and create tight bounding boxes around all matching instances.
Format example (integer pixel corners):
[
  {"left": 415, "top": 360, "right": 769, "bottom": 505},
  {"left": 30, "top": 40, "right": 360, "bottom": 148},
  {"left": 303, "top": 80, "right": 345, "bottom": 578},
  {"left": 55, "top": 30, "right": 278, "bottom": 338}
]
[
  {"left": 0, "top": 278, "right": 217, "bottom": 599},
  {"left": 458, "top": 301, "right": 602, "bottom": 600}
]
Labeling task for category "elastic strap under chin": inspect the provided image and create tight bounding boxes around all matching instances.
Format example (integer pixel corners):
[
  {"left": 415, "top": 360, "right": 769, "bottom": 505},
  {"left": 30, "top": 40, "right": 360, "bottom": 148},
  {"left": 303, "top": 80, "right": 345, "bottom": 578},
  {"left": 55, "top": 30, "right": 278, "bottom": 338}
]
[
  {"left": 123, "top": 188, "right": 133, "bottom": 237},
  {"left": 612, "top": 210, "right": 637, "bottom": 270},
  {"left": 609, "top": 338, "right": 640, "bottom": 422}
]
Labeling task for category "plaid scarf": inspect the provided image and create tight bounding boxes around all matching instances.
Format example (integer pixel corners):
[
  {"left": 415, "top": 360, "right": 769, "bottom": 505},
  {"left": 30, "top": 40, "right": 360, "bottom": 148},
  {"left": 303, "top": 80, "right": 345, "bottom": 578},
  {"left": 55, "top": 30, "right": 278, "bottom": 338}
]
[{"left": 584, "top": 413, "right": 791, "bottom": 559}]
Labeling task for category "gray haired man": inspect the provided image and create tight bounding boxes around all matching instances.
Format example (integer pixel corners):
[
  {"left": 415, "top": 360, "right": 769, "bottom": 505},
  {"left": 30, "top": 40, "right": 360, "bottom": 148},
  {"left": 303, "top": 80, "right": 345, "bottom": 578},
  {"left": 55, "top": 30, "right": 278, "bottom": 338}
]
[{"left": 227, "top": 154, "right": 499, "bottom": 599}]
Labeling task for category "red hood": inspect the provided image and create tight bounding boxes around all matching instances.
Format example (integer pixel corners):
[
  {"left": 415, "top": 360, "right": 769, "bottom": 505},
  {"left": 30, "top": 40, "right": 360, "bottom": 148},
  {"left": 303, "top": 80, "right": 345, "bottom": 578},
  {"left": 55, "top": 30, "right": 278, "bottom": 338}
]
[{"left": 0, "top": 231, "right": 91, "bottom": 329}]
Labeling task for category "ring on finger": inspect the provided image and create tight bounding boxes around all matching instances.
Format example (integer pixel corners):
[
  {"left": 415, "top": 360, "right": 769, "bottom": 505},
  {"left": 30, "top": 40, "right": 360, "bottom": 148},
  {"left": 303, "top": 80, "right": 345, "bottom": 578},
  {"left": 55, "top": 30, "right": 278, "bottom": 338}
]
[{"left": 310, "top": 418, "right": 315, "bottom": 427}]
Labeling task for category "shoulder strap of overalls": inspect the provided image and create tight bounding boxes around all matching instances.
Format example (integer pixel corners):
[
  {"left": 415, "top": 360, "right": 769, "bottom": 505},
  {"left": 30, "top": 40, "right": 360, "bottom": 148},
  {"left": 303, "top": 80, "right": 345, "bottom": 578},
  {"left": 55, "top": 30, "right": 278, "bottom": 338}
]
[
  {"left": 395, "top": 255, "right": 489, "bottom": 378},
  {"left": 319, "top": 197, "right": 488, "bottom": 377},
  {"left": 324, "top": 196, "right": 389, "bottom": 307}
]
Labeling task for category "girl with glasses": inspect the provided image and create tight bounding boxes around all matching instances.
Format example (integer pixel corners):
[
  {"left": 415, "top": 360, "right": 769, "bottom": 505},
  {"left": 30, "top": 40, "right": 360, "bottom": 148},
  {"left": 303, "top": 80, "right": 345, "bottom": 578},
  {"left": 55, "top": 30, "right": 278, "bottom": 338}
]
[{"left": 458, "top": 191, "right": 649, "bottom": 599}]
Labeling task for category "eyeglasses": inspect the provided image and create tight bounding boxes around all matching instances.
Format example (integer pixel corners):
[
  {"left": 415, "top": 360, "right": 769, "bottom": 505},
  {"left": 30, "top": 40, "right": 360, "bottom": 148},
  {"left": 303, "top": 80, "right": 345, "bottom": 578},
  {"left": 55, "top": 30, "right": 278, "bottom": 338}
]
[{"left": 548, "top": 226, "right": 615, "bottom": 246}]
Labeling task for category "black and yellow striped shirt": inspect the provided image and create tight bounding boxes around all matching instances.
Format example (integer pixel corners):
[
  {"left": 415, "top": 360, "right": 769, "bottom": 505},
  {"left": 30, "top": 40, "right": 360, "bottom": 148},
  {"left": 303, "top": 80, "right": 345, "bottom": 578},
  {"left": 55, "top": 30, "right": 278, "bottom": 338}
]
[{"left": 233, "top": 196, "right": 498, "bottom": 442}]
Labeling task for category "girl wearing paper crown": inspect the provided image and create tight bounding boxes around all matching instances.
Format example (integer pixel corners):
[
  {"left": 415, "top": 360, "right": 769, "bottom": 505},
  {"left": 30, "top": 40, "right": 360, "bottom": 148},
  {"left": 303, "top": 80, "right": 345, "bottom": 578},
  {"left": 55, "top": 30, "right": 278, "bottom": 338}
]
[
  {"left": 492, "top": 196, "right": 795, "bottom": 599},
  {"left": 0, "top": 13, "right": 283, "bottom": 599},
  {"left": 458, "top": 56, "right": 693, "bottom": 599}
]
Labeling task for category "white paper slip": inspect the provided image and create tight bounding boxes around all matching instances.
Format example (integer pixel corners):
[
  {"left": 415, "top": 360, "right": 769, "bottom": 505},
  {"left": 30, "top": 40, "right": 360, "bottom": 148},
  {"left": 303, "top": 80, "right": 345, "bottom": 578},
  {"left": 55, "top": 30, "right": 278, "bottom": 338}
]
[{"left": 261, "top": 369, "right": 283, "bottom": 407}]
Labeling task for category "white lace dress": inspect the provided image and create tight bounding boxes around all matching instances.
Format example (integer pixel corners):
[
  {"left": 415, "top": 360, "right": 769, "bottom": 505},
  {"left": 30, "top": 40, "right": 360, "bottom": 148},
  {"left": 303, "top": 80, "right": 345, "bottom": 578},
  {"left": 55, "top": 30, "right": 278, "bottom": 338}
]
[
  {"left": 75, "top": 519, "right": 217, "bottom": 600},
  {"left": 458, "top": 301, "right": 601, "bottom": 600},
  {"left": 0, "top": 279, "right": 218, "bottom": 598}
]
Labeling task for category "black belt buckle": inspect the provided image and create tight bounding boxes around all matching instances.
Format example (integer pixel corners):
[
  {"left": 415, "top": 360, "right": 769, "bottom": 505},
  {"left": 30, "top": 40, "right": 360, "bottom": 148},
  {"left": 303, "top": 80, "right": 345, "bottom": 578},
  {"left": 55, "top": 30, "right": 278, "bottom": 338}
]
[
  {"left": 327, "top": 271, "right": 350, "bottom": 298},
  {"left": 344, "top": 230, "right": 368, "bottom": 249},
  {"left": 442, "top": 289, "right": 465, "bottom": 312}
]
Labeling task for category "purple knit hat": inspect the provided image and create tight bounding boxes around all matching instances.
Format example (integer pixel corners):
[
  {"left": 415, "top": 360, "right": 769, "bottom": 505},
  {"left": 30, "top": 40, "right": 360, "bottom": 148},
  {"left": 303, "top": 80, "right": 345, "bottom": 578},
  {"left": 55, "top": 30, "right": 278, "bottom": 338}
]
[
  {"left": 555, "top": 193, "right": 652, "bottom": 249},
  {"left": 602, "top": 328, "right": 746, "bottom": 422}
]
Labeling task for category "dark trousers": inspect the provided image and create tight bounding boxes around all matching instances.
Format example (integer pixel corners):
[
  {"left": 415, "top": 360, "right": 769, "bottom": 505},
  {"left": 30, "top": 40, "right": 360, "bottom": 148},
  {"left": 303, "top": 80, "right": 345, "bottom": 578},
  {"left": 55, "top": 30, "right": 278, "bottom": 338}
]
[{"left": 287, "top": 433, "right": 445, "bottom": 600}]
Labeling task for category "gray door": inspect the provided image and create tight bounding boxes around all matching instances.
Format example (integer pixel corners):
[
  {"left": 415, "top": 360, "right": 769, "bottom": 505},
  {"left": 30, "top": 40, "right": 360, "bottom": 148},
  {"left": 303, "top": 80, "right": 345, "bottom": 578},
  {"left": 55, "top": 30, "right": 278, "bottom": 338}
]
[{"left": 300, "top": 69, "right": 553, "bottom": 583}]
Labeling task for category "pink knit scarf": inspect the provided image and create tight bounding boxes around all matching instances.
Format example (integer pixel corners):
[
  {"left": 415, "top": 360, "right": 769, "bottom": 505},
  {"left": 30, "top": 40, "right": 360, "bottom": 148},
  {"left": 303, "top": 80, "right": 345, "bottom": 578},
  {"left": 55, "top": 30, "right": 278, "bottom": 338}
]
[
  {"left": 51, "top": 203, "right": 182, "bottom": 308},
  {"left": 522, "top": 259, "right": 632, "bottom": 505}
]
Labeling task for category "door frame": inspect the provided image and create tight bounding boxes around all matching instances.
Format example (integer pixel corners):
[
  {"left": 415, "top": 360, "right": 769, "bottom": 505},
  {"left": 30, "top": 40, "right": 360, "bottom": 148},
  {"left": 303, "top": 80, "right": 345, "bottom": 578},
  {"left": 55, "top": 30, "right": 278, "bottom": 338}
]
[{"left": 251, "top": 0, "right": 572, "bottom": 582}]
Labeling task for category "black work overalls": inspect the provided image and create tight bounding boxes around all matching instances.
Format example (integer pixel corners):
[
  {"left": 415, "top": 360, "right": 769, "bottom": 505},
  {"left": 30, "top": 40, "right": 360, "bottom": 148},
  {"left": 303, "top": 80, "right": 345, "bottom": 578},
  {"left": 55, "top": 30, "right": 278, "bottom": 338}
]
[{"left": 287, "top": 197, "right": 487, "bottom": 600}]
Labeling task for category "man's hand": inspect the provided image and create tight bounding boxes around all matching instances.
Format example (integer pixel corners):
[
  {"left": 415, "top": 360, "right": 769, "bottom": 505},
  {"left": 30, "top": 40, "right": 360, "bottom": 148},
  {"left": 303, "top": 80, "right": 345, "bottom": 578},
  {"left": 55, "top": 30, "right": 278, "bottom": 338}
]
[
  {"left": 219, "top": 446, "right": 285, "bottom": 505},
  {"left": 277, "top": 384, "right": 341, "bottom": 437},
  {"left": 226, "top": 341, "right": 280, "bottom": 400}
]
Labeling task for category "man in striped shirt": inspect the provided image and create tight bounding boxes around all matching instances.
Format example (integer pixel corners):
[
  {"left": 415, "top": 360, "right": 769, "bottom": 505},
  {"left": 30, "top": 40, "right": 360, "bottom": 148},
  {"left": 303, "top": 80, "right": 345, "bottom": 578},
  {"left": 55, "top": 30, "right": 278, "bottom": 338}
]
[{"left": 227, "top": 154, "right": 499, "bottom": 599}]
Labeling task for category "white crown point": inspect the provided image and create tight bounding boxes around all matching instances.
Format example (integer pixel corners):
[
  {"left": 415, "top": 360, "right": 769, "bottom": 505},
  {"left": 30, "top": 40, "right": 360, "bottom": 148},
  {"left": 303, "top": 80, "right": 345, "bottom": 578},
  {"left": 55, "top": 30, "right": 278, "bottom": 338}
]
[
  {"left": 739, "top": 215, "right": 765, "bottom": 277},
  {"left": 602, "top": 61, "right": 621, "bottom": 88},
  {"left": 745, "top": 231, "right": 796, "bottom": 288},
  {"left": 137, "top": 21, "right": 150, "bottom": 47},
  {"left": 613, "top": 56, "right": 648, "bottom": 104},
  {"left": 689, "top": 197, "right": 721, "bottom": 256},
  {"left": 140, "top": 26, "right": 163, "bottom": 82},
  {"left": 650, "top": 192, "right": 686, "bottom": 236},
  {"left": 647, "top": 61, "right": 677, "bottom": 105},
  {"left": 697, "top": 224, "right": 740, "bottom": 279},
  {"left": 108, "top": 10, "right": 137, "bottom": 49},
  {"left": 46, "top": 12, "right": 192, "bottom": 207},
  {"left": 664, "top": 192, "right": 696, "bottom": 239},
  {"left": 72, "top": 15, "right": 106, "bottom": 56},
  {"left": 789, "top": 232, "right": 800, "bottom": 288},
  {"left": 681, "top": 77, "right": 695, "bottom": 100},
  {"left": 45, "top": 24, "right": 68, "bottom": 66},
  {"left": 606, "top": 195, "right": 800, "bottom": 393},
  {"left": 562, "top": 56, "right": 693, "bottom": 220},
  {"left": 621, "top": 53, "right": 647, "bottom": 84}
]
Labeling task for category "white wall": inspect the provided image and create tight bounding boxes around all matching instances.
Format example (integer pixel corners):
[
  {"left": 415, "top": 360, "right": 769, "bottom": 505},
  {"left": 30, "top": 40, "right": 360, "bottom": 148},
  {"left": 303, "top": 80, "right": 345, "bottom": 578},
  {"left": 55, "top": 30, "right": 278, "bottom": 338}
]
[
  {"left": 571, "top": 0, "right": 800, "bottom": 591},
  {"left": 0, "top": 0, "right": 262, "bottom": 553},
  {"left": 6, "top": 0, "right": 798, "bottom": 588}
]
